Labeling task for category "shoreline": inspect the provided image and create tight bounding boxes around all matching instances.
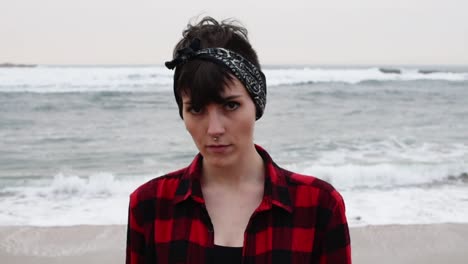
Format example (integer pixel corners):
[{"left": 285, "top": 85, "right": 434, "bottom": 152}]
[{"left": 1, "top": 223, "right": 467, "bottom": 263}]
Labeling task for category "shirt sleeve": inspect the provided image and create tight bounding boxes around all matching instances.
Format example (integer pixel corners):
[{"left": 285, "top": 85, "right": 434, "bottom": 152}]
[
  {"left": 320, "top": 192, "right": 352, "bottom": 264},
  {"left": 126, "top": 193, "right": 147, "bottom": 264}
]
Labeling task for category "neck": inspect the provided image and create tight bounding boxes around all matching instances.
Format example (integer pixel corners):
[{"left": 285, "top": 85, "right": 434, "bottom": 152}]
[{"left": 201, "top": 145, "right": 264, "bottom": 188}]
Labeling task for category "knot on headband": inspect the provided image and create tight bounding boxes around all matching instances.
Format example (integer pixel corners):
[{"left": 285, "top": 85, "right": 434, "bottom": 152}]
[
  {"left": 165, "top": 39, "right": 201, "bottom": 70},
  {"left": 165, "top": 38, "right": 267, "bottom": 120}
]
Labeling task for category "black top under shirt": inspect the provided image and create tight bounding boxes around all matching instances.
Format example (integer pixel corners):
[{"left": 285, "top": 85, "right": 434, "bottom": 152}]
[{"left": 210, "top": 245, "right": 243, "bottom": 264}]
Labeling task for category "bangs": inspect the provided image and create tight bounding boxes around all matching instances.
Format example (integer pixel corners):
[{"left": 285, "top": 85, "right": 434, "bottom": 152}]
[{"left": 175, "top": 60, "right": 234, "bottom": 110}]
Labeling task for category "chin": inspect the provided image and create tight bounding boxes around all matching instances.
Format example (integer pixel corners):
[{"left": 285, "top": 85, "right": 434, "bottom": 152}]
[{"left": 203, "top": 152, "right": 238, "bottom": 168}]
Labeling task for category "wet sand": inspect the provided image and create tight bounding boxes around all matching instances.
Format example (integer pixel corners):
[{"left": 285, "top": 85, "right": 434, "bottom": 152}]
[{"left": 0, "top": 224, "right": 467, "bottom": 263}]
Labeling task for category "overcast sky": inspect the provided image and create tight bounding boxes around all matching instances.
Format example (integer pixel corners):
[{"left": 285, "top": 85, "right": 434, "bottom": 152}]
[{"left": 1, "top": 0, "right": 467, "bottom": 65}]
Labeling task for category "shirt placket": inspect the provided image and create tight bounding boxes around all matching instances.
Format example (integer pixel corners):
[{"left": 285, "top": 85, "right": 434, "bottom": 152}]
[
  {"left": 242, "top": 198, "right": 272, "bottom": 264},
  {"left": 201, "top": 203, "right": 215, "bottom": 263}
]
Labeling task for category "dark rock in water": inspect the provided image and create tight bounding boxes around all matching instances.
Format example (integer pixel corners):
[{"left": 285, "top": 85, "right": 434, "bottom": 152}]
[
  {"left": 448, "top": 172, "right": 468, "bottom": 183},
  {"left": 460, "top": 172, "right": 468, "bottom": 182},
  {"left": 0, "top": 62, "right": 36, "bottom": 67},
  {"left": 447, "top": 175, "right": 457, "bottom": 181},
  {"left": 418, "top": 69, "right": 440, "bottom": 74},
  {"left": 379, "top": 68, "right": 401, "bottom": 74}
]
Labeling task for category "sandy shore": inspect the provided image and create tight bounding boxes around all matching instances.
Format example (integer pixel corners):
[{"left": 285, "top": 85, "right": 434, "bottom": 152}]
[{"left": 0, "top": 224, "right": 467, "bottom": 263}]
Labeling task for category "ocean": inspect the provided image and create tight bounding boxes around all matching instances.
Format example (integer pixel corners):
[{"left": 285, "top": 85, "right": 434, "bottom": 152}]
[{"left": 0, "top": 65, "right": 467, "bottom": 227}]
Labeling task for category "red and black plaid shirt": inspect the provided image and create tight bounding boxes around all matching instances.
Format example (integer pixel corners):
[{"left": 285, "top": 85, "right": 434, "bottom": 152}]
[{"left": 126, "top": 145, "right": 351, "bottom": 264}]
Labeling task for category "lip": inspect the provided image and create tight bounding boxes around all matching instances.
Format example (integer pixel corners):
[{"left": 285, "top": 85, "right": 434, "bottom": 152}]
[{"left": 206, "top": 144, "right": 232, "bottom": 153}]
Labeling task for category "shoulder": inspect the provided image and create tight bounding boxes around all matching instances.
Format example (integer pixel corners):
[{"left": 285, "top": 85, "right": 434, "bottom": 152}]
[
  {"left": 279, "top": 166, "right": 345, "bottom": 209},
  {"left": 128, "top": 167, "right": 187, "bottom": 208}
]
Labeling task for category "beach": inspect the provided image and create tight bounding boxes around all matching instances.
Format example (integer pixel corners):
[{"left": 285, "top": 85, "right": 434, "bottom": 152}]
[{"left": 1, "top": 224, "right": 467, "bottom": 264}]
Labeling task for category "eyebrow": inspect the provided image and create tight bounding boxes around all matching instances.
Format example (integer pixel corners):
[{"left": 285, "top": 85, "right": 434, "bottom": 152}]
[
  {"left": 221, "top": 95, "right": 242, "bottom": 101},
  {"left": 183, "top": 95, "right": 243, "bottom": 104}
]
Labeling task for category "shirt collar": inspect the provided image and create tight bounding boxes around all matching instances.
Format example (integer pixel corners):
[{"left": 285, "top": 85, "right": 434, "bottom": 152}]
[{"left": 173, "top": 145, "right": 293, "bottom": 213}]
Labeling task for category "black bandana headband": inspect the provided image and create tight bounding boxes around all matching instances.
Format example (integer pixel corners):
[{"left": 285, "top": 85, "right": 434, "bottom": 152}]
[{"left": 165, "top": 39, "right": 267, "bottom": 120}]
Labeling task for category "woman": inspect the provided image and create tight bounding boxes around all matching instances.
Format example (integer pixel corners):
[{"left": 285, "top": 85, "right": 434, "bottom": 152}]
[{"left": 126, "top": 17, "right": 351, "bottom": 264}]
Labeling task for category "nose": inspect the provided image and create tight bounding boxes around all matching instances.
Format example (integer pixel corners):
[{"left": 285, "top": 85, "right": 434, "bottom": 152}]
[{"left": 206, "top": 107, "right": 225, "bottom": 137}]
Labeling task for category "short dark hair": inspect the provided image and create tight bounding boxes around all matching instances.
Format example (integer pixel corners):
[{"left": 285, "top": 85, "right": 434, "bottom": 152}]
[{"left": 171, "top": 16, "right": 261, "bottom": 118}]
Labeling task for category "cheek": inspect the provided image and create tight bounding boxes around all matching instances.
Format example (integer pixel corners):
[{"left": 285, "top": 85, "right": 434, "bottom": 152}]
[
  {"left": 185, "top": 119, "right": 208, "bottom": 149},
  {"left": 244, "top": 120, "right": 256, "bottom": 135},
  {"left": 236, "top": 113, "right": 256, "bottom": 137},
  {"left": 242, "top": 104, "right": 257, "bottom": 131},
  {"left": 184, "top": 119, "right": 198, "bottom": 139}
]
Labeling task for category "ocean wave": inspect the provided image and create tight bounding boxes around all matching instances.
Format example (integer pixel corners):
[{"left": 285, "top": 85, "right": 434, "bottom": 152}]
[
  {"left": 278, "top": 139, "right": 468, "bottom": 190},
  {"left": 0, "top": 169, "right": 467, "bottom": 226},
  {"left": 264, "top": 67, "right": 468, "bottom": 86},
  {"left": 283, "top": 159, "right": 468, "bottom": 190},
  {"left": 0, "top": 172, "right": 152, "bottom": 226},
  {"left": 343, "top": 185, "right": 468, "bottom": 226},
  {"left": 1, "top": 66, "right": 467, "bottom": 93},
  {"left": 0, "top": 66, "right": 173, "bottom": 93},
  {"left": 1, "top": 173, "right": 129, "bottom": 199}
]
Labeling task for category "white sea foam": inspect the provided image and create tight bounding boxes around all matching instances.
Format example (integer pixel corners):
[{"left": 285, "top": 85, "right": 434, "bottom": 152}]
[
  {"left": 0, "top": 162, "right": 467, "bottom": 227},
  {"left": 298, "top": 163, "right": 466, "bottom": 190},
  {"left": 1, "top": 141, "right": 467, "bottom": 227},
  {"left": 264, "top": 67, "right": 468, "bottom": 85},
  {"left": 0, "top": 172, "right": 155, "bottom": 226},
  {"left": 277, "top": 139, "right": 468, "bottom": 189},
  {"left": 0, "top": 66, "right": 173, "bottom": 93},
  {"left": 0, "top": 66, "right": 466, "bottom": 93},
  {"left": 343, "top": 185, "right": 468, "bottom": 227}
]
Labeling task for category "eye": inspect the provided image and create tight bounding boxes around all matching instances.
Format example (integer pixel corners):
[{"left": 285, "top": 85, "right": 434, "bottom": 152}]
[
  {"left": 224, "top": 101, "right": 240, "bottom": 111},
  {"left": 187, "top": 106, "right": 203, "bottom": 115}
]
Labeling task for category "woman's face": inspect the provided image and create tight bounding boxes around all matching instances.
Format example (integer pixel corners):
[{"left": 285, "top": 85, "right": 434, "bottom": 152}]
[{"left": 182, "top": 77, "right": 257, "bottom": 168}]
